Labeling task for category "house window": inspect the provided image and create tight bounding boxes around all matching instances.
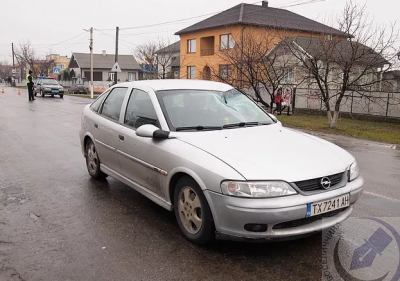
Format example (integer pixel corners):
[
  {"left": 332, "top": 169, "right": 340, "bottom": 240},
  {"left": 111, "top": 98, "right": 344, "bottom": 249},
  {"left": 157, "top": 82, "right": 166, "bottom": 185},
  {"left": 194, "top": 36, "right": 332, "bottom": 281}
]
[
  {"left": 187, "top": 39, "right": 196, "bottom": 53},
  {"left": 109, "top": 72, "right": 115, "bottom": 81},
  {"left": 174, "top": 71, "right": 179, "bottom": 78},
  {"left": 187, "top": 66, "right": 196, "bottom": 79},
  {"left": 220, "top": 34, "right": 235, "bottom": 50},
  {"left": 282, "top": 68, "right": 293, "bottom": 84},
  {"left": 219, "top": 65, "right": 231, "bottom": 79},
  {"left": 128, "top": 72, "right": 136, "bottom": 81},
  {"left": 58, "top": 64, "right": 65, "bottom": 69}
]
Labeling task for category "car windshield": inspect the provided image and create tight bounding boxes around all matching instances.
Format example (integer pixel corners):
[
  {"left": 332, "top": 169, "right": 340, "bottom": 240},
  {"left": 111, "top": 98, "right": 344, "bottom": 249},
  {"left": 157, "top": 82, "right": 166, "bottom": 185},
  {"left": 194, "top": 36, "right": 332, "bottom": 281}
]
[
  {"left": 157, "top": 88, "right": 273, "bottom": 131},
  {"left": 41, "top": 79, "right": 59, "bottom": 85}
]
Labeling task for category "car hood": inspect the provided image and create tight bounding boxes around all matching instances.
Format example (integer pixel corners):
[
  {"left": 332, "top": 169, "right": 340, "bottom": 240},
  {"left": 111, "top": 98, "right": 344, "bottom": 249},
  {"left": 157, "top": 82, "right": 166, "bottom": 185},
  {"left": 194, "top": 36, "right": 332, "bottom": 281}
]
[{"left": 176, "top": 125, "right": 354, "bottom": 182}]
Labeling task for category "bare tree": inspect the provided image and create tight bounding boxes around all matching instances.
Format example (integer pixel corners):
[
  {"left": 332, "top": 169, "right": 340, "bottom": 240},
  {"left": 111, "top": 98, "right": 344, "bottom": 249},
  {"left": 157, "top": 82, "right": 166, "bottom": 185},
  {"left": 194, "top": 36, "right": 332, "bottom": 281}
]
[
  {"left": 282, "top": 1, "right": 399, "bottom": 128},
  {"left": 207, "top": 29, "right": 295, "bottom": 111},
  {"left": 155, "top": 39, "right": 179, "bottom": 79},
  {"left": 134, "top": 42, "right": 158, "bottom": 79},
  {"left": 14, "top": 41, "right": 55, "bottom": 77}
]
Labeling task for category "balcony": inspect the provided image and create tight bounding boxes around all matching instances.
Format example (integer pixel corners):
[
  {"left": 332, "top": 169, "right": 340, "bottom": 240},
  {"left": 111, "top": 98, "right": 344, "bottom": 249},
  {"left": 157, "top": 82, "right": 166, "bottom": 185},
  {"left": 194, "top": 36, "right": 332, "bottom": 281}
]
[
  {"left": 200, "top": 36, "right": 215, "bottom": 57},
  {"left": 201, "top": 49, "right": 214, "bottom": 56}
]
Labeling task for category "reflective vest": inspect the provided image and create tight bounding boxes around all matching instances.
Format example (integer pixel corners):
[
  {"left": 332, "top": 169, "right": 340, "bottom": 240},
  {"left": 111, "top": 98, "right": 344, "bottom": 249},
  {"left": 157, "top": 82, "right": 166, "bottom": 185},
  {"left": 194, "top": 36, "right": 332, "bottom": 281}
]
[{"left": 26, "top": 73, "right": 32, "bottom": 84}]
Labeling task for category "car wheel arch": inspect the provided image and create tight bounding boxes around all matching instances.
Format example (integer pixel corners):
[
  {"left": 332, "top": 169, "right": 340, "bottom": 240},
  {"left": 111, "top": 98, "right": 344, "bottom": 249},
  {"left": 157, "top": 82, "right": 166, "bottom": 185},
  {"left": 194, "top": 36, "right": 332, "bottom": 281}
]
[
  {"left": 167, "top": 168, "right": 208, "bottom": 206},
  {"left": 83, "top": 134, "right": 95, "bottom": 158}
]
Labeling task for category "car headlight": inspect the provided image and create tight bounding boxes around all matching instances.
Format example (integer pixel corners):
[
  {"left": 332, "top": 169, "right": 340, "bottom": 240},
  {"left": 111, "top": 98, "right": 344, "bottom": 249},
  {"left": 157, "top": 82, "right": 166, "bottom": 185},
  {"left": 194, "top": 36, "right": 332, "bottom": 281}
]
[
  {"left": 221, "top": 181, "right": 297, "bottom": 198},
  {"left": 348, "top": 161, "right": 360, "bottom": 182}
]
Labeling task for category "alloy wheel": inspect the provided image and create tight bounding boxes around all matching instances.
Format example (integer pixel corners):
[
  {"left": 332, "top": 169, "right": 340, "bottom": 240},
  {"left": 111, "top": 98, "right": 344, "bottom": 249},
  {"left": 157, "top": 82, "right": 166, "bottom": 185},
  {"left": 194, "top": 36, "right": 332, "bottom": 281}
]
[
  {"left": 87, "top": 142, "right": 99, "bottom": 175},
  {"left": 178, "top": 186, "right": 202, "bottom": 234}
]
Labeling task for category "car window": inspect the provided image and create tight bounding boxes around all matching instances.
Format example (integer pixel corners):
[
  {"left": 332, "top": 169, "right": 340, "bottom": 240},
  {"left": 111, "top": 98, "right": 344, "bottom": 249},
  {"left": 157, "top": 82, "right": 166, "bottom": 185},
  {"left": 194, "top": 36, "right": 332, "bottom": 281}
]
[
  {"left": 124, "top": 89, "right": 159, "bottom": 129},
  {"left": 90, "top": 90, "right": 110, "bottom": 113},
  {"left": 157, "top": 88, "right": 273, "bottom": 130},
  {"left": 41, "top": 79, "right": 59, "bottom": 85},
  {"left": 100, "top": 88, "right": 127, "bottom": 121}
]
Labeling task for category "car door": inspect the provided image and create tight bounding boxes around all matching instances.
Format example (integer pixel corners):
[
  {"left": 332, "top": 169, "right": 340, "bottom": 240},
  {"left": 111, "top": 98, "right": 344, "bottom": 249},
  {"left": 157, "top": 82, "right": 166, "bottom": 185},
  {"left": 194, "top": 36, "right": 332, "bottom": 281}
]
[
  {"left": 35, "top": 80, "right": 41, "bottom": 93},
  {"left": 92, "top": 87, "right": 128, "bottom": 173},
  {"left": 116, "top": 88, "right": 167, "bottom": 198}
]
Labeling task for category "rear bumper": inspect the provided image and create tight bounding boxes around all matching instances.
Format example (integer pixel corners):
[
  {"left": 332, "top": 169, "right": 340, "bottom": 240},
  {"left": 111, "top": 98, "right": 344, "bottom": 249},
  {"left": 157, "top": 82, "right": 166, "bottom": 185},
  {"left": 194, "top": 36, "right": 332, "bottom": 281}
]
[{"left": 204, "top": 176, "right": 364, "bottom": 240}]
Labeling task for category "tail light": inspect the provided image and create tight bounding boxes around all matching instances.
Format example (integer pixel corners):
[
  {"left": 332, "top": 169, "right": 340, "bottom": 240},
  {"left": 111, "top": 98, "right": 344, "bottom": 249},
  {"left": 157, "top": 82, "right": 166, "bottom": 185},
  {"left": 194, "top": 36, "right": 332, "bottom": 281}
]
[{"left": 75, "top": 87, "right": 78, "bottom": 90}]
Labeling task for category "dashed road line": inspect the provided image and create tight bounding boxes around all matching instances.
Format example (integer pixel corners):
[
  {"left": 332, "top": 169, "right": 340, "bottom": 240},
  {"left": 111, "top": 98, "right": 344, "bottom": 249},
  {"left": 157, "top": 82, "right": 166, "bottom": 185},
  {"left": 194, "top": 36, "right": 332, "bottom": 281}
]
[{"left": 363, "top": 191, "right": 400, "bottom": 203}]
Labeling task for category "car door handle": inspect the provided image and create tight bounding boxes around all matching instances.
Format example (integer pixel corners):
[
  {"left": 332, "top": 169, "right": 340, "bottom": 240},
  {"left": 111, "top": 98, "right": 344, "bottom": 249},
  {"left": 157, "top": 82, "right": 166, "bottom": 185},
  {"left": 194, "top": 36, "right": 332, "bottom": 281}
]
[
  {"left": 94, "top": 123, "right": 98, "bottom": 129},
  {"left": 119, "top": 134, "right": 125, "bottom": 141}
]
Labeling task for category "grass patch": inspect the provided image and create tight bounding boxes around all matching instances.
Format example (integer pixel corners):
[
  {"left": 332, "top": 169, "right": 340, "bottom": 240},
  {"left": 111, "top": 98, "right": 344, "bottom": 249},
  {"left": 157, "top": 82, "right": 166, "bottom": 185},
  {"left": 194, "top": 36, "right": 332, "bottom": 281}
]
[{"left": 277, "top": 114, "right": 400, "bottom": 144}]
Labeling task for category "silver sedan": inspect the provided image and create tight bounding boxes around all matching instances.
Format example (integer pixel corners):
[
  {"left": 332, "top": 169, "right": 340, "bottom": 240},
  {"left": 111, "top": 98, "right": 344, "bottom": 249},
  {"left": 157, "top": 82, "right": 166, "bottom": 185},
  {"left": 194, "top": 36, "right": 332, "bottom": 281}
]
[{"left": 79, "top": 79, "right": 364, "bottom": 245}]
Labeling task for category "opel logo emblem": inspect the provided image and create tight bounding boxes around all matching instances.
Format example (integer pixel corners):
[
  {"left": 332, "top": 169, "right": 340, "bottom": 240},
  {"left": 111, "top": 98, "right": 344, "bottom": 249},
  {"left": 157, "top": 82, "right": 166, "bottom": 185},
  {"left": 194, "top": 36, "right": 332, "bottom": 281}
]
[{"left": 321, "top": 177, "right": 331, "bottom": 189}]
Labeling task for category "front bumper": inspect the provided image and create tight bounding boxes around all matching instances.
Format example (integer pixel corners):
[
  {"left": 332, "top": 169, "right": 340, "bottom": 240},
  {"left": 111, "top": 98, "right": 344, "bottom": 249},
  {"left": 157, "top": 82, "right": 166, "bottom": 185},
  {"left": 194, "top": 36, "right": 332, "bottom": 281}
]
[{"left": 204, "top": 176, "right": 364, "bottom": 240}]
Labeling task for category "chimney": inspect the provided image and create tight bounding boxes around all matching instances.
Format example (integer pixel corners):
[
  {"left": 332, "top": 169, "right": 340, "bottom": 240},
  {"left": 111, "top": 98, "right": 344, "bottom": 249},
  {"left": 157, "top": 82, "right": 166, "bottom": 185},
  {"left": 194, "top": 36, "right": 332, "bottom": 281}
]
[
  {"left": 102, "top": 50, "right": 106, "bottom": 56},
  {"left": 262, "top": 1, "right": 268, "bottom": 7}
]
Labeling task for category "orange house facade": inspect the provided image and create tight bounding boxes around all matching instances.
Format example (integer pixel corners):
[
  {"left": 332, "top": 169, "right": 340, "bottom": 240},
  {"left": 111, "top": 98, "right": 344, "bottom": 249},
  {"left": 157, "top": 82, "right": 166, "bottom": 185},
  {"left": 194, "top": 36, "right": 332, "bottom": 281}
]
[{"left": 175, "top": 2, "right": 347, "bottom": 81}]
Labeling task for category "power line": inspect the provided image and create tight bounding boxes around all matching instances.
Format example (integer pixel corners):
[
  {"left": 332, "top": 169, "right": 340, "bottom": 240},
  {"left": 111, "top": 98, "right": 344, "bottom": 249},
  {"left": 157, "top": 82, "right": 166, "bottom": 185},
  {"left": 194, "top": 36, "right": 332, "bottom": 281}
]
[
  {"left": 94, "top": 29, "right": 137, "bottom": 49},
  {"left": 34, "top": 32, "right": 89, "bottom": 50},
  {"left": 109, "top": 1, "right": 263, "bottom": 32},
  {"left": 280, "top": 0, "right": 327, "bottom": 8},
  {"left": 98, "top": 0, "right": 327, "bottom": 38}
]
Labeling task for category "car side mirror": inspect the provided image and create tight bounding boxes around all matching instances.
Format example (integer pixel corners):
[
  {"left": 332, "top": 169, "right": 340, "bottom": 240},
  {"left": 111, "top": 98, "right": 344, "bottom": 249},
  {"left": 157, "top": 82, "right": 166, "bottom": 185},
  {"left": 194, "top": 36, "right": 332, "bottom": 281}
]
[{"left": 136, "top": 124, "right": 174, "bottom": 139}]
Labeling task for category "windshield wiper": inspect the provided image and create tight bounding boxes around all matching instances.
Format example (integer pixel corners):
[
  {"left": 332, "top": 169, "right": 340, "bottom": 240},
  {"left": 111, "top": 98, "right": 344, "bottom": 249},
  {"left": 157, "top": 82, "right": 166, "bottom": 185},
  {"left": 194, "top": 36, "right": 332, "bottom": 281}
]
[
  {"left": 176, "top": 125, "right": 222, "bottom": 131},
  {"left": 222, "top": 122, "right": 269, "bottom": 129}
]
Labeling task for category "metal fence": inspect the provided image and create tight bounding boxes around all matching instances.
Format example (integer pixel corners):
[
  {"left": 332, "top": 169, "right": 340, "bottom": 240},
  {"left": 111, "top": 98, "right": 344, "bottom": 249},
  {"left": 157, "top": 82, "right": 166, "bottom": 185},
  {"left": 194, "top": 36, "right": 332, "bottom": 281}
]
[
  {"left": 243, "top": 87, "right": 400, "bottom": 118},
  {"left": 295, "top": 88, "right": 400, "bottom": 118}
]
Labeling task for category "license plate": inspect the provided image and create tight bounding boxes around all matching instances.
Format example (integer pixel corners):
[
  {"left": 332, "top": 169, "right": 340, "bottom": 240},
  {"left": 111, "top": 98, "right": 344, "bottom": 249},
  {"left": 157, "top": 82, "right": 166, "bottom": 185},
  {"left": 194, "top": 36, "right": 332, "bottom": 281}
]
[
  {"left": 306, "top": 194, "right": 350, "bottom": 217},
  {"left": 52, "top": 90, "right": 59, "bottom": 93}
]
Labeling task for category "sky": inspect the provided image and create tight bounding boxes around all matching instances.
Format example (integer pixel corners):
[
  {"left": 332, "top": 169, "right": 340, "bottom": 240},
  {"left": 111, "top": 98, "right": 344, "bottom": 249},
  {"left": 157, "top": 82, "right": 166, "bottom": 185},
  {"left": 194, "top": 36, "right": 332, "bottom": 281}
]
[{"left": 0, "top": 0, "right": 399, "bottom": 64}]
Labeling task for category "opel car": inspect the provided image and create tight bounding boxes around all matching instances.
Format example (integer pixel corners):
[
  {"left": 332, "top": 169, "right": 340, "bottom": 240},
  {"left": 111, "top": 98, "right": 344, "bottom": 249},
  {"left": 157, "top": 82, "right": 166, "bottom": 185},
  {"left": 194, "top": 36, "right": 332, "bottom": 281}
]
[{"left": 79, "top": 80, "right": 364, "bottom": 245}]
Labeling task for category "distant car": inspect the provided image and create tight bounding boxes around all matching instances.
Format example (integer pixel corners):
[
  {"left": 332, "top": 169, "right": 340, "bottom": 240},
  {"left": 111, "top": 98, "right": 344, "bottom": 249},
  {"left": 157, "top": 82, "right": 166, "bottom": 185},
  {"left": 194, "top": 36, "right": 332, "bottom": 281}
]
[
  {"left": 34, "top": 77, "right": 64, "bottom": 98},
  {"left": 79, "top": 79, "right": 364, "bottom": 245},
  {"left": 70, "top": 84, "right": 88, "bottom": 94}
]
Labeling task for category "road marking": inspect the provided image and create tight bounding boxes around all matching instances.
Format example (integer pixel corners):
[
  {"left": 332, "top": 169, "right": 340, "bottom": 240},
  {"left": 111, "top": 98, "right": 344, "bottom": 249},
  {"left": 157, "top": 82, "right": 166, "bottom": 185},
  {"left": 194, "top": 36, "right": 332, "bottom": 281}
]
[{"left": 363, "top": 191, "right": 400, "bottom": 203}]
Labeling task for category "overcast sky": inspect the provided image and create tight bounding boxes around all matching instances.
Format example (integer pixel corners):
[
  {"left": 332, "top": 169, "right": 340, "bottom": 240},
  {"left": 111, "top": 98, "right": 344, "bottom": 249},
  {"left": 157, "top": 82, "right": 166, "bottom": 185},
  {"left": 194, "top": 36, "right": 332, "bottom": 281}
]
[{"left": 0, "top": 0, "right": 398, "bottom": 63}]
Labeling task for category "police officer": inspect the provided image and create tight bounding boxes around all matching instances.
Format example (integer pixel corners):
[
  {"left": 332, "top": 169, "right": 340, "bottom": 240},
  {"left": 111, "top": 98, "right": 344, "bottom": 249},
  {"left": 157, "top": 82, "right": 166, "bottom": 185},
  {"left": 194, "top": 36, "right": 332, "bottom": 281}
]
[{"left": 26, "top": 70, "right": 35, "bottom": 101}]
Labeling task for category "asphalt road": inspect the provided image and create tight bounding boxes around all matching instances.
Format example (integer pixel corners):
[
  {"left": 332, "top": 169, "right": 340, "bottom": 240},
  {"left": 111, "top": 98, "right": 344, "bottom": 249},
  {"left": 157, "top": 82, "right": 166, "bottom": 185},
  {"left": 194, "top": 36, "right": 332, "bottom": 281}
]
[{"left": 1, "top": 85, "right": 400, "bottom": 281}]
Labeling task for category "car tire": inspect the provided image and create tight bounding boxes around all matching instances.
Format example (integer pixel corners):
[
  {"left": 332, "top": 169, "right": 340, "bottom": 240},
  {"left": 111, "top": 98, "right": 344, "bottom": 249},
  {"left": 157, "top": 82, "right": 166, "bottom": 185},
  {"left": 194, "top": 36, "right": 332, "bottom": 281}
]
[
  {"left": 51, "top": 94, "right": 54, "bottom": 98},
  {"left": 41, "top": 90, "right": 45, "bottom": 97},
  {"left": 85, "top": 139, "right": 108, "bottom": 180},
  {"left": 60, "top": 94, "right": 63, "bottom": 99},
  {"left": 173, "top": 176, "right": 215, "bottom": 245},
  {"left": 34, "top": 90, "right": 37, "bottom": 96}
]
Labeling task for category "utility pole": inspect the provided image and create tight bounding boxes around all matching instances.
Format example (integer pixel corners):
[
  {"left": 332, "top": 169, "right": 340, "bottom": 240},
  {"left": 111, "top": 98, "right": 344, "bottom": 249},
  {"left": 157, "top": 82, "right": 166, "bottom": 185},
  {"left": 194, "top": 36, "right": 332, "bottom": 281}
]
[
  {"left": 114, "top": 26, "right": 119, "bottom": 84},
  {"left": 90, "top": 27, "right": 94, "bottom": 99},
  {"left": 11, "top": 43, "right": 16, "bottom": 86}
]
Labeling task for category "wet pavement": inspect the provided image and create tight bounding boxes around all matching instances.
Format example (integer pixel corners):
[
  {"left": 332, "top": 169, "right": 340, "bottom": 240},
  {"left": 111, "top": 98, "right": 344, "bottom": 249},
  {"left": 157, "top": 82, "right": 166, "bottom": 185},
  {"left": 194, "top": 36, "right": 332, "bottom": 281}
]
[{"left": 1, "top": 85, "right": 400, "bottom": 281}]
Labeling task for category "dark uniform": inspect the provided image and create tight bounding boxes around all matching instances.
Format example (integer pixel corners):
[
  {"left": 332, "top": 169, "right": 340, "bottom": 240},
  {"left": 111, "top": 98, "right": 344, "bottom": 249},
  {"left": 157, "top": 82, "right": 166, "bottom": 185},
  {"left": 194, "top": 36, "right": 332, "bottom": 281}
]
[{"left": 26, "top": 71, "right": 35, "bottom": 101}]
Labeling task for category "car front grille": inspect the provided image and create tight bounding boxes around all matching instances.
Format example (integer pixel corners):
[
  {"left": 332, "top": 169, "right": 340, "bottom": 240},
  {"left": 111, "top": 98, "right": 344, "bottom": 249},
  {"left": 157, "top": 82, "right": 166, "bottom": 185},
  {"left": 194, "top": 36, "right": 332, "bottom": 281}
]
[
  {"left": 272, "top": 208, "right": 348, "bottom": 230},
  {"left": 294, "top": 172, "right": 345, "bottom": 192}
]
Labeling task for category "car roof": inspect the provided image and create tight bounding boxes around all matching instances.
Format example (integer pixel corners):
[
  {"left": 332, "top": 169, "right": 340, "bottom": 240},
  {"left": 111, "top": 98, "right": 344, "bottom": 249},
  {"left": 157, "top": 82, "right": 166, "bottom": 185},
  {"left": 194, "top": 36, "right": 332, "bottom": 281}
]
[{"left": 116, "top": 79, "right": 233, "bottom": 92}]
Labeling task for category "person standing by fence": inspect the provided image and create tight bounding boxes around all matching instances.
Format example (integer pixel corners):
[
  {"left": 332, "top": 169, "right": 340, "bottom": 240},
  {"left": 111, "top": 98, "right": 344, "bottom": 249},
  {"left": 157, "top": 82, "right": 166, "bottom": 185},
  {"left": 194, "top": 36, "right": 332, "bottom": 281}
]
[
  {"left": 273, "top": 88, "right": 283, "bottom": 115},
  {"left": 282, "top": 88, "right": 292, "bottom": 116}
]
